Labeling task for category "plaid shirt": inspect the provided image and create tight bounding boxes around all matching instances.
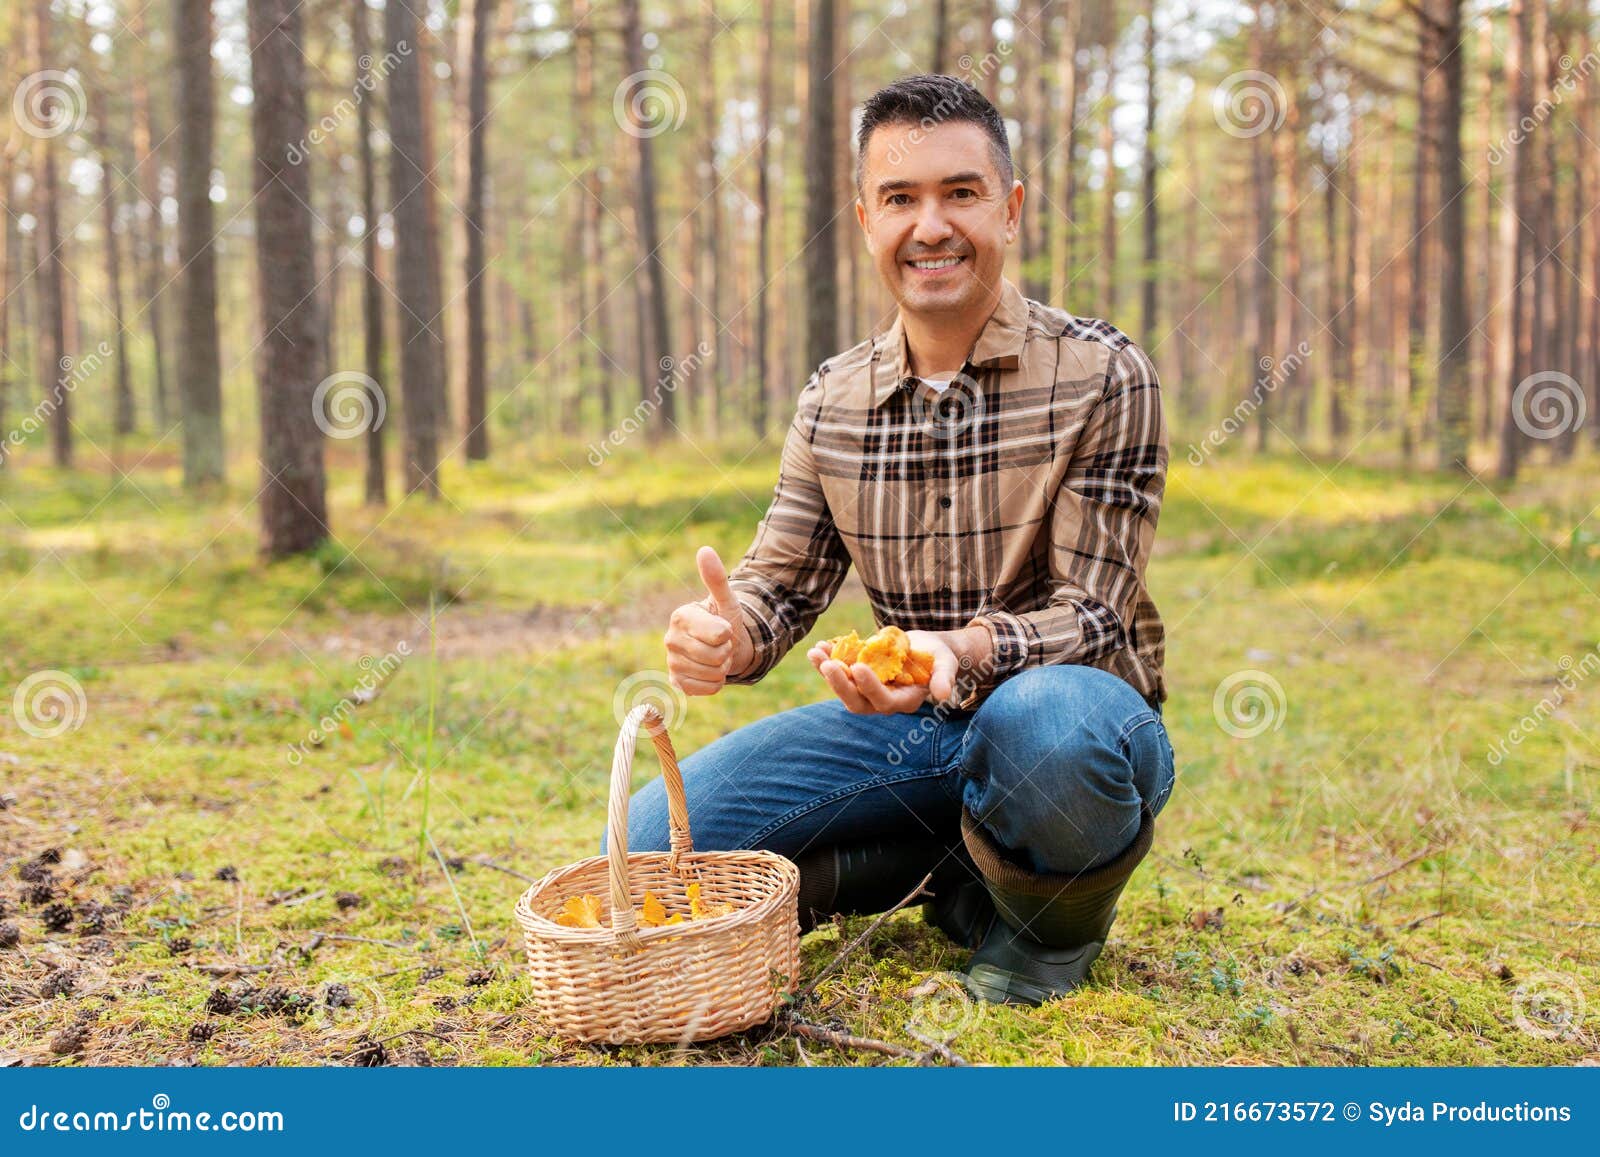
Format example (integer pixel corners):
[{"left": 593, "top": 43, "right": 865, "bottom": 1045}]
[{"left": 725, "top": 276, "right": 1168, "bottom": 711}]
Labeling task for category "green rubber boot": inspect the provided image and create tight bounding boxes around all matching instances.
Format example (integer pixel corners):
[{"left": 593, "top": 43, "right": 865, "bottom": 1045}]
[
  {"left": 792, "top": 836, "right": 954, "bottom": 934},
  {"left": 958, "top": 806, "right": 1156, "bottom": 1006}
]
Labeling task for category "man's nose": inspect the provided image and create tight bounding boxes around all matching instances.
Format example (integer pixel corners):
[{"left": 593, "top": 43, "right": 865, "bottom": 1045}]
[{"left": 910, "top": 199, "right": 954, "bottom": 247}]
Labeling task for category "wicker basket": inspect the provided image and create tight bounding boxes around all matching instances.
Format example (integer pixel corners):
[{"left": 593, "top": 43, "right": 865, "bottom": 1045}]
[{"left": 514, "top": 703, "right": 801, "bottom": 1044}]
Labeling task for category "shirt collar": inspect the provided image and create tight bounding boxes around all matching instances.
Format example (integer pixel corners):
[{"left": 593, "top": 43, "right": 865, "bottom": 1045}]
[{"left": 869, "top": 276, "right": 1029, "bottom": 407}]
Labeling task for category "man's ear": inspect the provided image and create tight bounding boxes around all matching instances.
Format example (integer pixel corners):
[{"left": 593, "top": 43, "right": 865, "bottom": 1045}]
[
  {"left": 1004, "top": 180, "right": 1024, "bottom": 244},
  {"left": 856, "top": 198, "right": 872, "bottom": 252}
]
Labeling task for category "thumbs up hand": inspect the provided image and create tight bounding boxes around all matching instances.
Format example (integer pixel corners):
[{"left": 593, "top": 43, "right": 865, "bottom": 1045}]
[{"left": 663, "top": 546, "right": 757, "bottom": 696}]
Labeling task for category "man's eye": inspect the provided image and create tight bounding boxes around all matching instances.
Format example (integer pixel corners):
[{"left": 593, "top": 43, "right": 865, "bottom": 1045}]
[
  {"left": 887, "top": 193, "right": 911, "bottom": 206},
  {"left": 951, "top": 188, "right": 976, "bottom": 200}
]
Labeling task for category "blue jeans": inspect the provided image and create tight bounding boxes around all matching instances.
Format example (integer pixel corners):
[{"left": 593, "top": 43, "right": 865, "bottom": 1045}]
[{"left": 609, "top": 664, "right": 1176, "bottom": 876}]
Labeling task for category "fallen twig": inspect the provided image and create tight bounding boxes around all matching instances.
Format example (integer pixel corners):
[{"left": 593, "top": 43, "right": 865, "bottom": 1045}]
[
  {"left": 193, "top": 962, "right": 277, "bottom": 977},
  {"left": 788, "top": 872, "right": 934, "bottom": 1006},
  {"left": 472, "top": 857, "right": 537, "bottom": 883},
  {"left": 321, "top": 933, "right": 414, "bottom": 950},
  {"left": 1401, "top": 910, "right": 1444, "bottom": 931},
  {"left": 779, "top": 1015, "right": 923, "bottom": 1062},
  {"left": 278, "top": 889, "right": 327, "bottom": 909}
]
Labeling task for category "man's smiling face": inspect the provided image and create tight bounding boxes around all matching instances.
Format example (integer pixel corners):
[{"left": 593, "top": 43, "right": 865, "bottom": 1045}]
[{"left": 855, "top": 119, "right": 1023, "bottom": 320}]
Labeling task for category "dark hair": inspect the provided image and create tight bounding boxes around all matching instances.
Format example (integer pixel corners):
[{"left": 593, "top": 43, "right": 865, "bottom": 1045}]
[{"left": 854, "top": 74, "right": 1014, "bottom": 196}]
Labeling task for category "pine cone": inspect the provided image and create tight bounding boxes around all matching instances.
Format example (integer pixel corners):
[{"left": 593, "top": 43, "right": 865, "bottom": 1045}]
[
  {"left": 75, "top": 902, "right": 107, "bottom": 935},
  {"left": 0, "top": 895, "right": 11, "bottom": 919},
  {"left": 40, "top": 902, "right": 73, "bottom": 932},
  {"left": 18, "top": 859, "right": 53, "bottom": 884},
  {"left": 213, "top": 866, "right": 239, "bottom": 882},
  {"left": 167, "top": 936, "right": 193, "bottom": 956},
  {"left": 39, "top": 969, "right": 77, "bottom": 999},
  {"left": 464, "top": 968, "right": 495, "bottom": 987},
  {"left": 0, "top": 922, "right": 19, "bottom": 949},
  {"left": 334, "top": 891, "right": 364, "bottom": 910},
  {"left": 25, "top": 882, "right": 54, "bottom": 906},
  {"left": 204, "top": 986, "right": 243, "bottom": 1015},
  {"left": 187, "top": 1022, "right": 217, "bottom": 1043},
  {"left": 49, "top": 1022, "right": 89, "bottom": 1055},
  {"left": 324, "top": 983, "right": 356, "bottom": 1009},
  {"left": 348, "top": 1036, "right": 389, "bottom": 1066}
]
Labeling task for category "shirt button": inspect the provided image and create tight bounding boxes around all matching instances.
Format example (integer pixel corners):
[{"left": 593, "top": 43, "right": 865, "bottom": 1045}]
[
  {"left": 938, "top": 496, "right": 952, "bottom": 509},
  {"left": 939, "top": 583, "right": 952, "bottom": 596}
]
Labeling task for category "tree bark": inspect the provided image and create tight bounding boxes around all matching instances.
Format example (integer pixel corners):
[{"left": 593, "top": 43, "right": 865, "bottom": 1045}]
[
  {"left": 94, "top": 106, "right": 136, "bottom": 438},
  {"left": 129, "top": 0, "right": 171, "bottom": 430},
  {"left": 386, "top": 0, "right": 445, "bottom": 496},
  {"left": 1496, "top": 0, "right": 1532, "bottom": 480},
  {"left": 1138, "top": 0, "right": 1157, "bottom": 337},
  {"left": 755, "top": 0, "right": 775, "bottom": 437},
  {"left": 805, "top": 0, "right": 840, "bottom": 372},
  {"left": 247, "top": 0, "right": 329, "bottom": 556},
  {"left": 1434, "top": 0, "right": 1470, "bottom": 472},
  {"left": 1246, "top": 0, "right": 1277, "bottom": 452},
  {"left": 620, "top": 0, "right": 677, "bottom": 434},
  {"left": 175, "top": 0, "right": 224, "bottom": 484},
  {"left": 354, "top": 0, "right": 387, "bottom": 506},
  {"left": 30, "top": 0, "right": 72, "bottom": 469},
  {"left": 457, "top": 0, "right": 498, "bottom": 461}
]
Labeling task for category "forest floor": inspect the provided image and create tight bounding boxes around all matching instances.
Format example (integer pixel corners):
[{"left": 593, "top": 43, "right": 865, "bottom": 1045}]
[{"left": 1, "top": 438, "right": 1597, "bottom": 1066}]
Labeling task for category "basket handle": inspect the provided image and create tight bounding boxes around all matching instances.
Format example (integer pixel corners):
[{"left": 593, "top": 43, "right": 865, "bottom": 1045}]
[{"left": 605, "top": 703, "right": 693, "bottom": 941}]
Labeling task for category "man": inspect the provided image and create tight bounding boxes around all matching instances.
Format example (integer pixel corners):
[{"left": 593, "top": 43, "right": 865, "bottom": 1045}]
[{"left": 623, "top": 75, "right": 1174, "bottom": 1006}]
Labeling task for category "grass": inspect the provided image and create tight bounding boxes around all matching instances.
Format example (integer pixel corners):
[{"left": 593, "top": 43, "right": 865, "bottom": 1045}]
[{"left": 0, "top": 436, "right": 1596, "bottom": 1066}]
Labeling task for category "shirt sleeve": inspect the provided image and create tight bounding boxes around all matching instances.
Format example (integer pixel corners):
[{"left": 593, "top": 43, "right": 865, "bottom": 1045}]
[
  {"left": 724, "top": 372, "right": 854, "bottom": 684},
  {"left": 957, "top": 339, "right": 1168, "bottom": 708}
]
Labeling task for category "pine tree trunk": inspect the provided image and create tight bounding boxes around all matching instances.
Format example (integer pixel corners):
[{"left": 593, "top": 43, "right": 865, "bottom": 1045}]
[
  {"left": 247, "top": 0, "right": 329, "bottom": 556},
  {"left": 1056, "top": 1, "right": 1082, "bottom": 304},
  {"left": 94, "top": 108, "right": 136, "bottom": 439},
  {"left": 1497, "top": 0, "right": 1532, "bottom": 480},
  {"left": 176, "top": 0, "right": 224, "bottom": 484},
  {"left": 755, "top": 0, "right": 775, "bottom": 437},
  {"left": 1434, "top": 0, "right": 1470, "bottom": 472},
  {"left": 804, "top": 0, "right": 839, "bottom": 371},
  {"left": 129, "top": 2, "right": 171, "bottom": 430},
  {"left": 354, "top": 0, "right": 387, "bottom": 506},
  {"left": 620, "top": 0, "right": 676, "bottom": 434},
  {"left": 1138, "top": 0, "right": 1157, "bottom": 337},
  {"left": 457, "top": 0, "right": 497, "bottom": 461},
  {"left": 31, "top": 0, "right": 71, "bottom": 469},
  {"left": 386, "top": 0, "right": 445, "bottom": 496}
]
